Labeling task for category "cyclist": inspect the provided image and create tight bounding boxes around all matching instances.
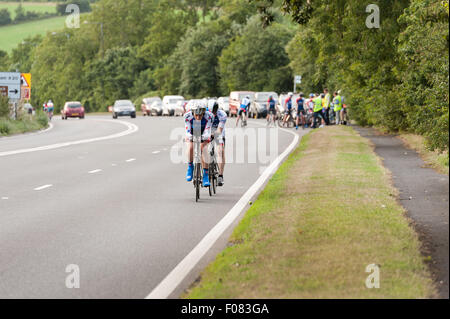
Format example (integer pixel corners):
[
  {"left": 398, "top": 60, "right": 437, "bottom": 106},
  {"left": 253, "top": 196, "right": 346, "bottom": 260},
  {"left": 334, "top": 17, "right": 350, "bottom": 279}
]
[
  {"left": 266, "top": 95, "right": 277, "bottom": 126},
  {"left": 211, "top": 103, "right": 227, "bottom": 186},
  {"left": 46, "top": 100, "right": 54, "bottom": 121},
  {"left": 236, "top": 95, "right": 251, "bottom": 127},
  {"left": 185, "top": 101, "right": 214, "bottom": 188},
  {"left": 312, "top": 93, "right": 325, "bottom": 129},
  {"left": 333, "top": 91, "right": 343, "bottom": 125},
  {"left": 282, "top": 92, "right": 294, "bottom": 127},
  {"left": 295, "top": 93, "right": 306, "bottom": 130}
]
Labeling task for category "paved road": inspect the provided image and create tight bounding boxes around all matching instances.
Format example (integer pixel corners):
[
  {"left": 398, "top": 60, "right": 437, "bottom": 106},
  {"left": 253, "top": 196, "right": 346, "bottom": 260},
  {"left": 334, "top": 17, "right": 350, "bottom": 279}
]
[
  {"left": 0, "top": 116, "right": 301, "bottom": 298},
  {"left": 356, "top": 127, "right": 449, "bottom": 299}
]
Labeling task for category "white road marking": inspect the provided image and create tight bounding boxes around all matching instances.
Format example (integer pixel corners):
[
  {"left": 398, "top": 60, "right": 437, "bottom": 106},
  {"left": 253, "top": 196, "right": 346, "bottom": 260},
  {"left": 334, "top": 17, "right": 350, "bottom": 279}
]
[
  {"left": 112, "top": 164, "right": 118, "bottom": 167},
  {"left": 88, "top": 169, "right": 102, "bottom": 174},
  {"left": 1, "top": 197, "right": 9, "bottom": 200},
  {"left": 34, "top": 184, "right": 53, "bottom": 191},
  {"left": 146, "top": 124, "right": 300, "bottom": 299},
  {"left": 0, "top": 120, "right": 139, "bottom": 157},
  {"left": 152, "top": 151, "right": 161, "bottom": 154},
  {"left": 126, "top": 158, "right": 136, "bottom": 163},
  {"left": 37, "top": 122, "right": 54, "bottom": 134}
]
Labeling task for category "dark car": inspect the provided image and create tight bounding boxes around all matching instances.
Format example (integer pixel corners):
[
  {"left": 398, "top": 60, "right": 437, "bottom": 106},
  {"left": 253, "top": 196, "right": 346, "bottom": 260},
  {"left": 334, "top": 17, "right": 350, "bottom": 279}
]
[{"left": 62, "top": 101, "right": 85, "bottom": 120}]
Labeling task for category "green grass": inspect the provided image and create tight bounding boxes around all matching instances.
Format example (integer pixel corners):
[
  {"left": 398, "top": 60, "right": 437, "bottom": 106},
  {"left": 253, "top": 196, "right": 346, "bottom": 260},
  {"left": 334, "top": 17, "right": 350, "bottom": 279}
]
[
  {"left": 184, "top": 126, "right": 436, "bottom": 299},
  {"left": 0, "top": 15, "right": 66, "bottom": 52},
  {"left": 0, "top": 1, "right": 57, "bottom": 19},
  {"left": 0, "top": 112, "right": 48, "bottom": 136}
]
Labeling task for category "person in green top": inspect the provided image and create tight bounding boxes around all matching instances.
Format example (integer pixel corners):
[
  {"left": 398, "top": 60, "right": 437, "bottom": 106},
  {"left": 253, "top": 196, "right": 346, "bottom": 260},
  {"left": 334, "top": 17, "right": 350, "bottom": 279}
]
[
  {"left": 333, "top": 91, "right": 343, "bottom": 125},
  {"left": 312, "top": 93, "right": 325, "bottom": 128}
]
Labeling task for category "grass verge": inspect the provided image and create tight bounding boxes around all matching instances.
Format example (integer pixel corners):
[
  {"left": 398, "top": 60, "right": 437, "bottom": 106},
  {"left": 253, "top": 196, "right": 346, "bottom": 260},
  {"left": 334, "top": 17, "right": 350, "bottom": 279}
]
[
  {"left": 398, "top": 133, "right": 449, "bottom": 175},
  {"left": 184, "top": 126, "right": 435, "bottom": 299},
  {"left": 0, "top": 113, "right": 48, "bottom": 137}
]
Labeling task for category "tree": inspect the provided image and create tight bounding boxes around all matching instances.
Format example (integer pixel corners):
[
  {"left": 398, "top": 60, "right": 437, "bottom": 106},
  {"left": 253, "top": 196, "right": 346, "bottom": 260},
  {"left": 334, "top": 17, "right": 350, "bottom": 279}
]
[
  {"left": 397, "top": 0, "right": 449, "bottom": 152},
  {"left": 14, "top": 4, "right": 26, "bottom": 23},
  {"left": 172, "top": 18, "right": 234, "bottom": 97},
  {"left": 0, "top": 8, "right": 12, "bottom": 26},
  {"left": 219, "top": 16, "right": 294, "bottom": 93}
]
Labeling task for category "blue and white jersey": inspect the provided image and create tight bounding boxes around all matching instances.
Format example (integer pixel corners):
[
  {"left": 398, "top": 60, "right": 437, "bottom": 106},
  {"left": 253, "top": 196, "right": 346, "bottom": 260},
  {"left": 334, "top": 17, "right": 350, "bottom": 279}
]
[
  {"left": 184, "top": 111, "right": 213, "bottom": 140},
  {"left": 212, "top": 109, "right": 227, "bottom": 138}
]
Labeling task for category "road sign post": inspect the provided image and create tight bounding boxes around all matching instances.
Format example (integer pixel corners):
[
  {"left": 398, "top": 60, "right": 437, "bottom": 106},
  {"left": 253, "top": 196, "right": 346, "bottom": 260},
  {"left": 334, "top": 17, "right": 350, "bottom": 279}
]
[
  {"left": 0, "top": 72, "right": 21, "bottom": 120},
  {"left": 294, "top": 75, "right": 302, "bottom": 93}
]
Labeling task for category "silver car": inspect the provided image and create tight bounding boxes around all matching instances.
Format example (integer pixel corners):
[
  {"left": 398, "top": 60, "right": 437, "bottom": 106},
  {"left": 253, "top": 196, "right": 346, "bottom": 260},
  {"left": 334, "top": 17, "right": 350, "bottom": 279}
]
[{"left": 112, "top": 100, "right": 136, "bottom": 119}]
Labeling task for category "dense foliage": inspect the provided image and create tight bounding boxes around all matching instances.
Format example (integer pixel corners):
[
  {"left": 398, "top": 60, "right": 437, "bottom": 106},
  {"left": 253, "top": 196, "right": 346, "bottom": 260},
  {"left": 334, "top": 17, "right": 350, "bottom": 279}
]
[
  {"left": 0, "top": 0, "right": 447, "bottom": 153},
  {"left": 262, "top": 0, "right": 448, "bottom": 153}
]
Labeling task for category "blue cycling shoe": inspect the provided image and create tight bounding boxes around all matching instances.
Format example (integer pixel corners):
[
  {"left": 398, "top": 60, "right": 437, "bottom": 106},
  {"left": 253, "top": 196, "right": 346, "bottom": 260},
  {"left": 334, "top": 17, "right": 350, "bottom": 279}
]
[
  {"left": 203, "top": 171, "right": 210, "bottom": 187},
  {"left": 186, "top": 164, "right": 194, "bottom": 182}
]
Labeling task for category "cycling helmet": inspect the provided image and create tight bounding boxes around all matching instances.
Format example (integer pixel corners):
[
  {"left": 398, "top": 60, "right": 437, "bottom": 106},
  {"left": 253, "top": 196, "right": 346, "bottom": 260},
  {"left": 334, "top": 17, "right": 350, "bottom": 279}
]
[
  {"left": 288, "top": 92, "right": 294, "bottom": 97},
  {"left": 321, "top": 94, "right": 325, "bottom": 98},
  {"left": 300, "top": 93, "right": 304, "bottom": 97},
  {"left": 309, "top": 93, "right": 314, "bottom": 98},
  {"left": 246, "top": 95, "right": 250, "bottom": 99},
  {"left": 193, "top": 101, "right": 206, "bottom": 116}
]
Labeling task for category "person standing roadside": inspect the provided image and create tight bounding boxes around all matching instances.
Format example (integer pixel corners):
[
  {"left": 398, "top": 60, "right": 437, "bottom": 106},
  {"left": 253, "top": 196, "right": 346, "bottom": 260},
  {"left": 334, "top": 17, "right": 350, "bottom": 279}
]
[
  {"left": 323, "top": 88, "right": 331, "bottom": 125},
  {"left": 333, "top": 91, "right": 343, "bottom": 125},
  {"left": 312, "top": 93, "right": 325, "bottom": 129}
]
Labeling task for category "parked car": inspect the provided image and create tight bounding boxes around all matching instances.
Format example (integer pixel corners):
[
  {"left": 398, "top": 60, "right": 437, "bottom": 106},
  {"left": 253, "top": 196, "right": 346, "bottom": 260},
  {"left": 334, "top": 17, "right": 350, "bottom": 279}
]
[
  {"left": 251, "top": 92, "right": 279, "bottom": 119},
  {"left": 175, "top": 100, "right": 186, "bottom": 116},
  {"left": 112, "top": 100, "right": 136, "bottom": 119},
  {"left": 162, "top": 95, "right": 184, "bottom": 116},
  {"left": 61, "top": 101, "right": 85, "bottom": 120},
  {"left": 217, "top": 97, "right": 230, "bottom": 115},
  {"left": 229, "top": 91, "right": 255, "bottom": 117},
  {"left": 141, "top": 97, "right": 162, "bottom": 116}
]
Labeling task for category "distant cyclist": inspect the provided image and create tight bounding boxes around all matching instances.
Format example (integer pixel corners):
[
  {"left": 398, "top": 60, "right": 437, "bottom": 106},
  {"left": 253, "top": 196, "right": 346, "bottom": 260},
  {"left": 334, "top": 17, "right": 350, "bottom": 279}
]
[
  {"left": 46, "top": 100, "right": 54, "bottom": 121},
  {"left": 266, "top": 95, "right": 277, "bottom": 126},
  {"left": 295, "top": 93, "right": 306, "bottom": 130},
  {"left": 236, "top": 95, "right": 251, "bottom": 127},
  {"left": 282, "top": 92, "right": 294, "bottom": 127},
  {"left": 185, "top": 101, "right": 214, "bottom": 188},
  {"left": 211, "top": 102, "right": 227, "bottom": 186}
]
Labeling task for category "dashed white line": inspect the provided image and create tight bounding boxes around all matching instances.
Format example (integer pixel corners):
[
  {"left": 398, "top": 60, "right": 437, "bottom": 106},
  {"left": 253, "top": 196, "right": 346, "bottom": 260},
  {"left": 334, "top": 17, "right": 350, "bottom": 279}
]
[
  {"left": 1, "top": 197, "right": 9, "bottom": 200},
  {"left": 126, "top": 158, "right": 136, "bottom": 163},
  {"left": 34, "top": 184, "right": 53, "bottom": 191},
  {"left": 88, "top": 169, "right": 102, "bottom": 174},
  {"left": 152, "top": 151, "right": 161, "bottom": 154}
]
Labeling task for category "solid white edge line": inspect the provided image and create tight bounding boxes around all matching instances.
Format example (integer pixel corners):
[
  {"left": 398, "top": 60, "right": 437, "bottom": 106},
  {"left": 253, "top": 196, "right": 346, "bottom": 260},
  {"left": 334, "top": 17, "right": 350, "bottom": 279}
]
[
  {"left": 88, "top": 169, "right": 102, "bottom": 174},
  {"left": 126, "top": 158, "right": 136, "bottom": 162},
  {"left": 0, "top": 120, "right": 139, "bottom": 157},
  {"left": 37, "top": 122, "right": 54, "bottom": 134},
  {"left": 146, "top": 126, "right": 300, "bottom": 299},
  {"left": 34, "top": 184, "right": 53, "bottom": 191}
]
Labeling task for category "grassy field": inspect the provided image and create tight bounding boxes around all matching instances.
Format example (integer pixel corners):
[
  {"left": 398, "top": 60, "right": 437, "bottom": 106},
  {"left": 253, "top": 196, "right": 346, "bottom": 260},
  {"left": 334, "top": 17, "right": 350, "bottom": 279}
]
[
  {"left": 399, "top": 133, "right": 449, "bottom": 175},
  {"left": 0, "top": 1, "right": 57, "bottom": 19},
  {"left": 185, "top": 126, "right": 435, "bottom": 299},
  {"left": 0, "top": 15, "right": 66, "bottom": 52}
]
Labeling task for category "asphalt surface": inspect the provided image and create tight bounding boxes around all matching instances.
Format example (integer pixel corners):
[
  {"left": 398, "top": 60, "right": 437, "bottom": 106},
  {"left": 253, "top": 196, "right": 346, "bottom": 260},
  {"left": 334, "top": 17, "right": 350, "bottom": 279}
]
[
  {"left": 0, "top": 115, "right": 302, "bottom": 298},
  {"left": 356, "top": 127, "right": 449, "bottom": 299}
]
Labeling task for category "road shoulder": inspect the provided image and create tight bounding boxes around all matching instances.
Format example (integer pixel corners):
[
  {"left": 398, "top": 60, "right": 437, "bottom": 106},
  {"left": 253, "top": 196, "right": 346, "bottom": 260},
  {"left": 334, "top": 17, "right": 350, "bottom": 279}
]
[{"left": 183, "top": 126, "right": 435, "bottom": 298}]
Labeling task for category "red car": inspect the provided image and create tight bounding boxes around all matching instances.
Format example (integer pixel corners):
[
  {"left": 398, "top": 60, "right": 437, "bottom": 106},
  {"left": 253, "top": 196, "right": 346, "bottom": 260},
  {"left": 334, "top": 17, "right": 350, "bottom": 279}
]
[{"left": 62, "top": 101, "right": 85, "bottom": 120}]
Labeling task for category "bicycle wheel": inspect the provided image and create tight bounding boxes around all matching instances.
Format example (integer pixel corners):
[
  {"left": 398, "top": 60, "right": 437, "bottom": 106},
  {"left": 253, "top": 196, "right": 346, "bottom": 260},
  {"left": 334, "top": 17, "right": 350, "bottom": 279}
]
[
  {"left": 195, "top": 164, "right": 201, "bottom": 202},
  {"left": 211, "top": 162, "right": 217, "bottom": 195}
]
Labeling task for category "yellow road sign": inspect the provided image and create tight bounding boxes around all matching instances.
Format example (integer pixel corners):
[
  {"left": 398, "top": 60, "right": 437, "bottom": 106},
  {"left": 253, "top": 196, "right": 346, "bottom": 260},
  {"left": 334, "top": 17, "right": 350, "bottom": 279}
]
[{"left": 21, "top": 73, "right": 31, "bottom": 88}]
